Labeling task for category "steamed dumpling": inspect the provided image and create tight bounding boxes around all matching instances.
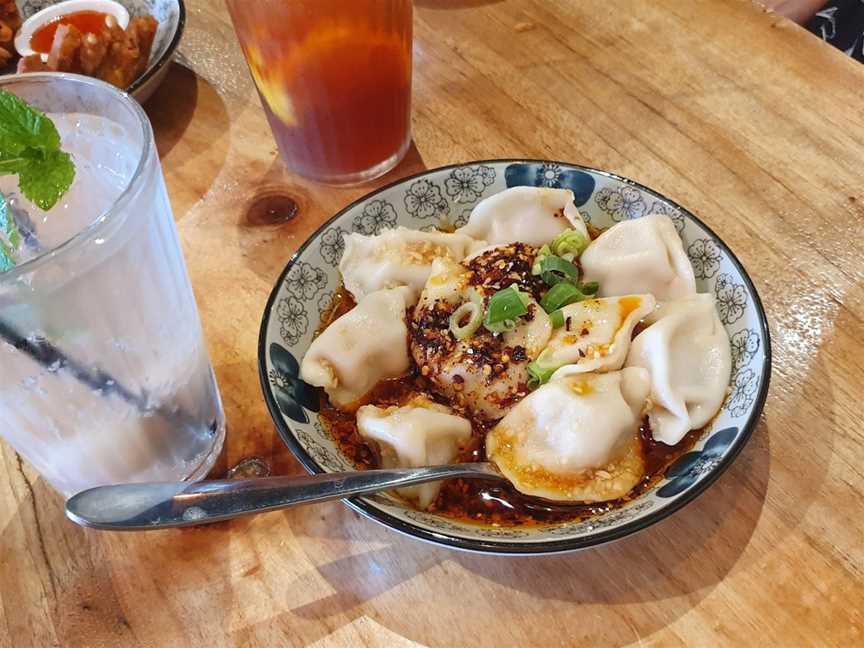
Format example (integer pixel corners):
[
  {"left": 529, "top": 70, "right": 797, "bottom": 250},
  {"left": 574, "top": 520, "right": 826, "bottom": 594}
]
[
  {"left": 411, "top": 247, "right": 552, "bottom": 421},
  {"left": 581, "top": 214, "right": 696, "bottom": 300},
  {"left": 485, "top": 369, "right": 651, "bottom": 502},
  {"left": 357, "top": 395, "right": 472, "bottom": 509},
  {"left": 300, "top": 287, "right": 412, "bottom": 409},
  {"left": 458, "top": 186, "right": 589, "bottom": 247},
  {"left": 339, "top": 227, "right": 481, "bottom": 304},
  {"left": 543, "top": 295, "right": 656, "bottom": 376},
  {"left": 625, "top": 294, "right": 731, "bottom": 445}
]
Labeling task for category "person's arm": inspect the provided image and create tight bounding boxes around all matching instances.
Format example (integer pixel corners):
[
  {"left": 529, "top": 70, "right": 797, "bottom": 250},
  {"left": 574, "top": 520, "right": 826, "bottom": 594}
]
[{"left": 759, "top": 0, "right": 828, "bottom": 24}]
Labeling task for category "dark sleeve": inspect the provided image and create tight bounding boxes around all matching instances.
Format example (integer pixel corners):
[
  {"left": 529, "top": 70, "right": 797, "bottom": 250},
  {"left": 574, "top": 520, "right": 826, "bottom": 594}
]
[{"left": 806, "top": 0, "right": 864, "bottom": 62}]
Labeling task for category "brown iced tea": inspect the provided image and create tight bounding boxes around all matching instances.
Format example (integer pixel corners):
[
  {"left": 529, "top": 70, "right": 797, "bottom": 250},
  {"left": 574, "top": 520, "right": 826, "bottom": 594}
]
[{"left": 227, "top": 0, "right": 413, "bottom": 184}]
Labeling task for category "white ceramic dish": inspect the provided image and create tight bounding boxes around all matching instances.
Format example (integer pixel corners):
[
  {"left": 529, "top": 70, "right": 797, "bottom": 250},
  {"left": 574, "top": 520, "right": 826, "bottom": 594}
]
[
  {"left": 14, "top": 0, "right": 129, "bottom": 58},
  {"left": 13, "top": 0, "right": 184, "bottom": 102}
]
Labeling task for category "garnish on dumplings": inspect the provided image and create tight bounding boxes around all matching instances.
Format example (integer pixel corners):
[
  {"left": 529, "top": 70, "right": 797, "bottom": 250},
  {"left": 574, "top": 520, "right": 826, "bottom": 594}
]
[{"left": 307, "top": 186, "right": 732, "bottom": 525}]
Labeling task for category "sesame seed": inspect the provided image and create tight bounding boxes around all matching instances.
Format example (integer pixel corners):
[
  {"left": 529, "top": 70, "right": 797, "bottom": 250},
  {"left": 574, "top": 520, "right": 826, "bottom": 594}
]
[
  {"left": 483, "top": 365, "right": 492, "bottom": 376},
  {"left": 421, "top": 365, "right": 430, "bottom": 376}
]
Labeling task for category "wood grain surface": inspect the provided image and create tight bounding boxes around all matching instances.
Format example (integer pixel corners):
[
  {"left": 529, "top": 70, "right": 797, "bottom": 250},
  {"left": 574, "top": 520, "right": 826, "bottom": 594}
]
[{"left": 2, "top": 0, "right": 863, "bottom": 645}]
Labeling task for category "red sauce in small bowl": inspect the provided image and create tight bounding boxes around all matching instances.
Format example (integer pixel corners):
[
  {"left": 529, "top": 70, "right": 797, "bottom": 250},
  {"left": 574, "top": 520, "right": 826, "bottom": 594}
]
[{"left": 31, "top": 11, "right": 109, "bottom": 54}]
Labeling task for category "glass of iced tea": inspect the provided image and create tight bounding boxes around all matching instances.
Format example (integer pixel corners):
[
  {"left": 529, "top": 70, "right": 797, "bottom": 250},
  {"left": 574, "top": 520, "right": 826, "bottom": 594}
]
[{"left": 226, "top": 0, "right": 413, "bottom": 185}]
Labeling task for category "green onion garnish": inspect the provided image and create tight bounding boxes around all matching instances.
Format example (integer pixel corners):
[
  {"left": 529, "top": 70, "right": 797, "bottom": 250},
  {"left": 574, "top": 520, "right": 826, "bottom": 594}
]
[
  {"left": 531, "top": 244, "right": 552, "bottom": 276},
  {"left": 540, "top": 282, "right": 586, "bottom": 313},
  {"left": 485, "top": 318, "right": 518, "bottom": 334},
  {"left": 526, "top": 350, "right": 560, "bottom": 390},
  {"left": 449, "top": 301, "right": 483, "bottom": 340},
  {"left": 550, "top": 309, "right": 565, "bottom": 328},
  {"left": 579, "top": 281, "right": 600, "bottom": 295},
  {"left": 515, "top": 286, "right": 531, "bottom": 307},
  {"left": 539, "top": 255, "right": 579, "bottom": 286},
  {"left": 485, "top": 285, "right": 529, "bottom": 326},
  {"left": 550, "top": 228, "right": 589, "bottom": 260}
]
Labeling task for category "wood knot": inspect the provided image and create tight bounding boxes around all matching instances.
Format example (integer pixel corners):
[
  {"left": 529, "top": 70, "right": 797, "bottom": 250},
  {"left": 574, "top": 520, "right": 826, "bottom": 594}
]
[{"left": 245, "top": 189, "right": 300, "bottom": 226}]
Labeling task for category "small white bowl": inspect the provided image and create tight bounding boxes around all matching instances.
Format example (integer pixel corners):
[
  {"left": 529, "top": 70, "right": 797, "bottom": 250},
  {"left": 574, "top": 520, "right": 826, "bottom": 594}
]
[{"left": 14, "top": 0, "right": 130, "bottom": 59}]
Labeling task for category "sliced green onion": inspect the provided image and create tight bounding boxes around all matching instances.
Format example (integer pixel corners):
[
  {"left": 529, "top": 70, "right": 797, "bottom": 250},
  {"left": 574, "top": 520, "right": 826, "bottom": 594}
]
[
  {"left": 485, "top": 318, "right": 517, "bottom": 334},
  {"left": 527, "top": 364, "right": 554, "bottom": 390},
  {"left": 550, "top": 229, "right": 589, "bottom": 259},
  {"left": 540, "top": 282, "right": 586, "bottom": 313},
  {"left": 539, "top": 255, "right": 579, "bottom": 286},
  {"left": 466, "top": 287, "right": 485, "bottom": 305},
  {"left": 531, "top": 244, "right": 552, "bottom": 275},
  {"left": 449, "top": 301, "right": 483, "bottom": 340},
  {"left": 485, "top": 285, "right": 528, "bottom": 326},
  {"left": 579, "top": 281, "right": 600, "bottom": 295},
  {"left": 550, "top": 309, "right": 565, "bottom": 328},
  {"left": 526, "top": 350, "right": 561, "bottom": 390}
]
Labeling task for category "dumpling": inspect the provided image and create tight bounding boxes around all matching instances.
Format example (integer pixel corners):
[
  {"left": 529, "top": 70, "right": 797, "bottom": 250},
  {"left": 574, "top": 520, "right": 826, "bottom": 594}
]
[
  {"left": 625, "top": 294, "right": 732, "bottom": 445},
  {"left": 300, "top": 287, "right": 412, "bottom": 409},
  {"left": 357, "top": 395, "right": 472, "bottom": 509},
  {"left": 485, "top": 369, "right": 651, "bottom": 502},
  {"left": 457, "top": 186, "right": 589, "bottom": 247},
  {"left": 411, "top": 245, "right": 552, "bottom": 421},
  {"left": 580, "top": 214, "right": 696, "bottom": 300},
  {"left": 541, "top": 294, "right": 655, "bottom": 376},
  {"left": 339, "top": 226, "right": 481, "bottom": 304}
]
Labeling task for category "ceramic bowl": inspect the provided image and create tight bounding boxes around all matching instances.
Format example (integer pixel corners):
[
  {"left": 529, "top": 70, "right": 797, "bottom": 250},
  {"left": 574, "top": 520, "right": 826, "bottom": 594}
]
[
  {"left": 14, "top": 0, "right": 184, "bottom": 102},
  {"left": 258, "top": 160, "right": 771, "bottom": 555},
  {"left": 14, "top": 0, "right": 130, "bottom": 57}
]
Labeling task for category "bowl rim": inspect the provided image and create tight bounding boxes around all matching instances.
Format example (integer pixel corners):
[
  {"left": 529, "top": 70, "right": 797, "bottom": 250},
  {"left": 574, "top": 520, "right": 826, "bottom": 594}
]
[
  {"left": 14, "top": 0, "right": 131, "bottom": 58},
  {"left": 126, "top": 0, "right": 185, "bottom": 96},
  {"left": 257, "top": 158, "right": 772, "bottom": 555}
]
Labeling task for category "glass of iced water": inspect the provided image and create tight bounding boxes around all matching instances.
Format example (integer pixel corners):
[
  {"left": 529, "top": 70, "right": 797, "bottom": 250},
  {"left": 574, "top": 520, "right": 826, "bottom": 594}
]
[{"left": 0, "top": 74, "right": 226, "bottom": 497}]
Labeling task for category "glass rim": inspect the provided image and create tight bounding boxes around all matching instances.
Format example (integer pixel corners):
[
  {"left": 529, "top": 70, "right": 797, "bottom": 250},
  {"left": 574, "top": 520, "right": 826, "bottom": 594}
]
[{"left": 0, "top": 72, "right": 153, "bottom": 284}]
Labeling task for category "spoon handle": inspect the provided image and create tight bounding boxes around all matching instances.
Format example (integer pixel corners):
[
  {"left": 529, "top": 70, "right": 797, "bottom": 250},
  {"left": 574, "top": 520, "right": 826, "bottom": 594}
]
[{"left": 65, "top": 463, "right": 499, "bottom": 530}]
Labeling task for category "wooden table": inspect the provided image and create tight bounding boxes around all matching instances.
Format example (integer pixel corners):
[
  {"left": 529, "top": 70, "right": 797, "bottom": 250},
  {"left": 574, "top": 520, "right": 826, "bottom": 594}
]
[{"left": 2, "top": 0, "right": 863, "bottom": 645}]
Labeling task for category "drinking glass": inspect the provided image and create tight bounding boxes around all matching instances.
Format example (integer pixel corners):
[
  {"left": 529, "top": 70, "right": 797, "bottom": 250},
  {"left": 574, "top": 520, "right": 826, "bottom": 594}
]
[
  {"left": 226, "top": 0, "right": 413, "bottom": 185},
  {"left": 0, "top": 74, "right": 226, "bottom": 497}
]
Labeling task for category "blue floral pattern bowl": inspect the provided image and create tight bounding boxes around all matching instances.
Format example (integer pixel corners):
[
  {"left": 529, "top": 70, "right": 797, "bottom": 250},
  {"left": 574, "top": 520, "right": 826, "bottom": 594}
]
[{"left": 258, "top": 160, "right": 771, "bottom": 555}]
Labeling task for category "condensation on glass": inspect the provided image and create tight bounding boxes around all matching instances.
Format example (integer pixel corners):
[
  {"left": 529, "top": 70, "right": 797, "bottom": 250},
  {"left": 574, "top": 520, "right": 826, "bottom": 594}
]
[{"left": 0, "top": 74, "right": 225, "bottom": 497}]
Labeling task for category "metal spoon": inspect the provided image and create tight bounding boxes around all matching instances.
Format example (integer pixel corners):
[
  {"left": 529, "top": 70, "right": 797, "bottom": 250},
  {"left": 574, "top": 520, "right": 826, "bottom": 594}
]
[{"left": 65, "top": 462, "right": 505, "bottom": 530}]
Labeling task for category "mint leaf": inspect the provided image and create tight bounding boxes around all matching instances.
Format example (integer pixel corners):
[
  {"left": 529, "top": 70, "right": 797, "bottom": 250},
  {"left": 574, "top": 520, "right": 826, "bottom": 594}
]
[
  {"left": 0, "top": 90, "right": 61, "bottom": 154},
  {"left": 0, "top": 153, "right": 30, "bottom": 176},
  {"left": 0, "top": 193, "right": 18, "bottom": 272},
  {"left": 0, "top": 193, "right": 20, "bottom": 247},
  {"left": 0, "top": 240, "right": 14, "bottom": 272},
  {"left": 0, "top": 90, "right": 75, "bottom": 211},
  {"left": 16, "top": 149, "right": 75, "bottom": 211}
]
